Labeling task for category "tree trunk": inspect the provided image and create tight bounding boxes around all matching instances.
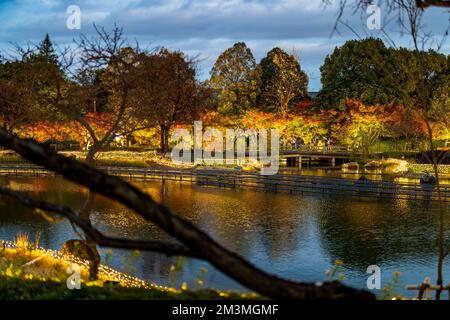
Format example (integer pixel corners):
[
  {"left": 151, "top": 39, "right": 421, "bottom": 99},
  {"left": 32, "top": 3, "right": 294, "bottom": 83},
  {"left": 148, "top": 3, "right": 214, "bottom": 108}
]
[
  {"left": 85, "top": 142, "right": 101, "bottom": 165},
  {"left": 83, "top": 144, "right": 103, "bottom": 280},
  {"left": 79, "top": 191, "right": 100, "bottom": 281},
  {"left": 160, "top": 125, "right": 170, "bottom": 154},
  {"left": 424, "top": 117, "right": 445, "bottom": 301}
]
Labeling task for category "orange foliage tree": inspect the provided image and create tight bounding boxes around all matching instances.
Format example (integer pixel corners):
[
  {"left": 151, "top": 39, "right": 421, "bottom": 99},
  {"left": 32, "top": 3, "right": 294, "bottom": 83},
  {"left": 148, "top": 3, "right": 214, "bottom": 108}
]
[{"left": 19, "top": 112, "right": 113, "bottom": 151}]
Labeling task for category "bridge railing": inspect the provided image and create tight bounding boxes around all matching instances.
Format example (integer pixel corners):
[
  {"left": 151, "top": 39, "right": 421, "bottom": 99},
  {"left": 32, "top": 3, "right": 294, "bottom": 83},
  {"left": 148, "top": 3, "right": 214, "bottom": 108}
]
[{"left": 281, "top": 145, "right": 350, "bottom": 154}]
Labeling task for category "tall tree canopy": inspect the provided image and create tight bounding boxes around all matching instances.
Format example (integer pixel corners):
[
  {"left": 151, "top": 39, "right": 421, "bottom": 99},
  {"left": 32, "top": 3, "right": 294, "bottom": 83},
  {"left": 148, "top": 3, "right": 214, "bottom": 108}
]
[
  {"left": 259, "top": 47, "right": 308, "bottom": 116},
  {"left": 209, "top": 42, "right": 260, "bottom": 115},
  {"left": 66, "top": 38, "right": 150, "bottom": 161},
  {"left": 315, "top": 37, "right": 449, "bottom": 151},
  {"left": 429, "top": 59, "right": 450, "bottom": 136},
  {"left": 20, "top": 34, "right": 66, "bottom": 120},
  {"left": 0, "top": 34, "right": 64, "bottom": 131},
  {"left": 315, "top": 38, "right": 448, "bottom": 111},
  {"left": 314, "top": 38, "right": 398, "bottom": 110},
  {"left": 0, "top": 61, "right": 39, "bottom": 132},
  {"left": 31, "top": 33, "right": 59, "bottom": 65},
  {"left": 137, "top": 48, "right": 210, "bottom": 153}
]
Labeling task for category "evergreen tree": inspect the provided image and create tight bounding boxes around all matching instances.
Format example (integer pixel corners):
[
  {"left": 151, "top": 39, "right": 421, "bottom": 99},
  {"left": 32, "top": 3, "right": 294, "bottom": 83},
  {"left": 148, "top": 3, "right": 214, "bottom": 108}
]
[
  {"left": 37, "top": 33, "right": 59, "bottom": 64},
  {"left": 314, "top": 38, "right": 448, "bottom": 113}
]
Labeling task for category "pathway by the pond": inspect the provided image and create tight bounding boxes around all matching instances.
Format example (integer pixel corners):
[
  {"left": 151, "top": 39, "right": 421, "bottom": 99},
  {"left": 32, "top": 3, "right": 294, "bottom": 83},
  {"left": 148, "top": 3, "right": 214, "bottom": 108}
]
[{"left": 0, "top": 164, "right": 449, "bottom": 202}]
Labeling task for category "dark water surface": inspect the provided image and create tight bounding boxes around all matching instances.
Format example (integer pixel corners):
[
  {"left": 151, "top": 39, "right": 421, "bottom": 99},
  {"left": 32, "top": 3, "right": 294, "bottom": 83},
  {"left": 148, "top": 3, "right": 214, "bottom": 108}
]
[{"left": 0, "top": 176, "right": 449, "bottom": 298}]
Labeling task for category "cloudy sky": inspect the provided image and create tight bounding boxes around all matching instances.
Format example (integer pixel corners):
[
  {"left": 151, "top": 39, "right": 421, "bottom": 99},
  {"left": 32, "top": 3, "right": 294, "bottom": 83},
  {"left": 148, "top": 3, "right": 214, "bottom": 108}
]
[{"left": 0, "top": 0, "right": 448, "bottom": 90}]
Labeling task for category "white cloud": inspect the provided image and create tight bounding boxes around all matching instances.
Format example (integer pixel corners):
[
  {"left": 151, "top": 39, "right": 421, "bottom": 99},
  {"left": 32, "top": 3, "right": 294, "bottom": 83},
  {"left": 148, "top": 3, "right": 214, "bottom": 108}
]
[{"left": 0, "top": 0, "right": 448, "bottom": 90}]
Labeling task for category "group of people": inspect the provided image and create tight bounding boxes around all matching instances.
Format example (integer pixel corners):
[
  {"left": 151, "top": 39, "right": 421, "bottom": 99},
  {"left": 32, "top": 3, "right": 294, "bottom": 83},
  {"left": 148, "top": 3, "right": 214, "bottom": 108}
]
[{"left": 280, "top": 137, "right": 330, "bottom": 151}]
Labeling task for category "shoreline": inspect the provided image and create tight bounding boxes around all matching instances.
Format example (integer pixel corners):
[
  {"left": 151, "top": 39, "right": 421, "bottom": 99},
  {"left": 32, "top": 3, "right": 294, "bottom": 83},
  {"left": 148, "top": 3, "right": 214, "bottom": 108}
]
[
  {"left": 0, "top": 161, "right": 449, "bottom": 180},
  {"left": 0, "top": 240, "right": 252, "bottom": 300},
  {"left": 1, "top": 163, "right": 449, "bottom": 202}
]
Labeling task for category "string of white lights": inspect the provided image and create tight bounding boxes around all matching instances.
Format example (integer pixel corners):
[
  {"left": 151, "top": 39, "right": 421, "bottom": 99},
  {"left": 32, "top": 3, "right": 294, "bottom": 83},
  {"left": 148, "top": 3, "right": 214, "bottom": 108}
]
[{"left": 1, "top": 240, "right": 174, "bottom": 292}]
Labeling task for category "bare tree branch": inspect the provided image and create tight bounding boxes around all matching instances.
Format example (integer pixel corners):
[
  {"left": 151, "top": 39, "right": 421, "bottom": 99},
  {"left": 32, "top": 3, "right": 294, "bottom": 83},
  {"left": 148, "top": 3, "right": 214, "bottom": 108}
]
[
  {"left": 0, "top": 186, "right": 200, "bottom": 258},
  {"left": 416, "top": 0, "right": 450, "bottom": 8},
  {"left": 326, "top": 0, "right": 449, "bottom": 41}
]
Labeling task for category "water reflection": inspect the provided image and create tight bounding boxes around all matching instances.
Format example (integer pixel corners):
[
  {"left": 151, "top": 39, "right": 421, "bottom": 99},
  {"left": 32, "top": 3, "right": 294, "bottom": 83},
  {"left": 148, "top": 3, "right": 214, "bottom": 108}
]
[
  {"left": 318, "top": 198, "right": 442, "bottom": 268},
  {"left": 279, "top": 167, "right": 450, "bottom": 184},
  {"left": 0, "top": 176, "right": 449, "bottom": 297}
]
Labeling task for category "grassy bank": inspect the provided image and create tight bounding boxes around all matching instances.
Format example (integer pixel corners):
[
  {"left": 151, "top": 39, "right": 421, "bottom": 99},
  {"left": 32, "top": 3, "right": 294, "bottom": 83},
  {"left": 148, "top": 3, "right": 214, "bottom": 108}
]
[
  {"left": 0, "top": 276, "right": 253, "bottom": 300},
  {"left": 406, "top": 164, "right": 450, "bottom": 175},
  {"left": 0, "top": 150, "right": 259, "bottom": 171},
  {"left": 0, "top": 238, "right": 255, "bottom": 300},
  {"left": 0, "top": 150, "right": 156, "bottom": 168},
  {"left": 1, "top": 150, "right": 449, "bottom": 176}
]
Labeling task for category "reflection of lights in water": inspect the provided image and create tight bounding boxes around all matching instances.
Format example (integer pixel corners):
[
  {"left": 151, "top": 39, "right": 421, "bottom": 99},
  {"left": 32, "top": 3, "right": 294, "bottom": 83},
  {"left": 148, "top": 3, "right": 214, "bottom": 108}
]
[
  {"left": 2, "top": 240, "right": 173, "bottom": 292},
  {"left": 392, "top": 198, "right": 411, "bottom": 217},
  {"left": 396, "top": 177, "right": 413, "bottom": 184}
]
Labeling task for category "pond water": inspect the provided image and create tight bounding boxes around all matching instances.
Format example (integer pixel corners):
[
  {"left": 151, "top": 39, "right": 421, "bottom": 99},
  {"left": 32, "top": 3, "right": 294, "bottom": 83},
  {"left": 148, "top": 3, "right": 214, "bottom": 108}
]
[
  {"left": 279, "top": 167, "right": 450, "bottom": 184},
  {"left": 0, "top": 175, "right": 449, "bottom": 298}
]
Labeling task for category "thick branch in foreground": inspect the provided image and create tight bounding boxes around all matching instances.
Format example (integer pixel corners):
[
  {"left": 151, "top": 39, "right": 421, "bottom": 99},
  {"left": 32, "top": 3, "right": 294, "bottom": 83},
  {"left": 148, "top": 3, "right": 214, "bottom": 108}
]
[
  {"left": 0, "top": 187, "right": 199, "bottom": 258},
  {"left": 0, "top": 129, "right": 375, "bottom": 300},
  {"left": 416, "top": 0, "right": 450, "bottom": 8}
]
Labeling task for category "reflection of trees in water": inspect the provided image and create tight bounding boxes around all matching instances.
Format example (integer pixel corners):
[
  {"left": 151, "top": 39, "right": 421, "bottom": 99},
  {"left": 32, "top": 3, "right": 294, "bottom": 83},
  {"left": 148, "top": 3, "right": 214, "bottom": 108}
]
[
  {"left": 158, "top": 185, "right": 309, "bottom": 261},
  {"left": 98, "top": 180, "right": 311, "bottom": 262},
  {"left": 316, "top": 197, "right": 446, "bottom": 271},
  {"left": 248, "top": 194, "right": 310, "bottom": 261}
]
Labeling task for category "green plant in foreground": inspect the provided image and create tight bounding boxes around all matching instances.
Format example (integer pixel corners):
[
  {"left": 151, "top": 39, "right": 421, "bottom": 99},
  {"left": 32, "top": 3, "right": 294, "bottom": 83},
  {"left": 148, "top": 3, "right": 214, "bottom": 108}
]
[
  {"left": 104, "top": 250, "right": 113, "bottom": 267},
  {"left": 194, "top": 267, "right": 208, "bottom": 289},
  {"left": 0, "top": 275, "right": 256, "bottom": 300},
  {"left": 0, "top": 240, "right": 256, "bottom": 300},
  {"left": 168, "top": 256, "right": 186, "bottom": 288},
  {"left": 325, "top": 260, "right": 346, "bottom": 282},
  {"left": 121, "top": 250, "right": 140, "bottom": 277},
  {"left": 380, "top": 271, "right": 403, "bottom": 300}
]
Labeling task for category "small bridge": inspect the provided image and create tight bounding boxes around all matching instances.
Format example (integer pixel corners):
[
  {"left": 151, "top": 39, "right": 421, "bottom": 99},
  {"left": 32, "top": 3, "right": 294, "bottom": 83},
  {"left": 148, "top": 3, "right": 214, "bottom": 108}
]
[{"left": 281, "top": 145, "right": 352, "bottom": 168}]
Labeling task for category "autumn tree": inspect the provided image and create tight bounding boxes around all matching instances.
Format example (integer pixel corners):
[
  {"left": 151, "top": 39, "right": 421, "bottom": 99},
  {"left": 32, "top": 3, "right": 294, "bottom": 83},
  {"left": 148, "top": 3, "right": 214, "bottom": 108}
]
[
  {"left": 52, "top": 25, "right": 156, "bottom": 163},
  {"left": 259, "top": 48, "right": 308, "bottom": 117},
  {"left": 136, "top": 48, "right": 210, "bottom": 153},
  {"left": 209, "top": 42, "right": 260, "bottom": 115},
  {"left": 316, "top": 40, "right": 448, "bottom": 153},
  {"left": 339, "top": 101, "right": 400, "bottom": 154},
  {"left": 429, "top": 78, "right": 450, "bottom": 139},
  {"left": 379, "top": 47, "right": 448, "bottom": 145}
]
